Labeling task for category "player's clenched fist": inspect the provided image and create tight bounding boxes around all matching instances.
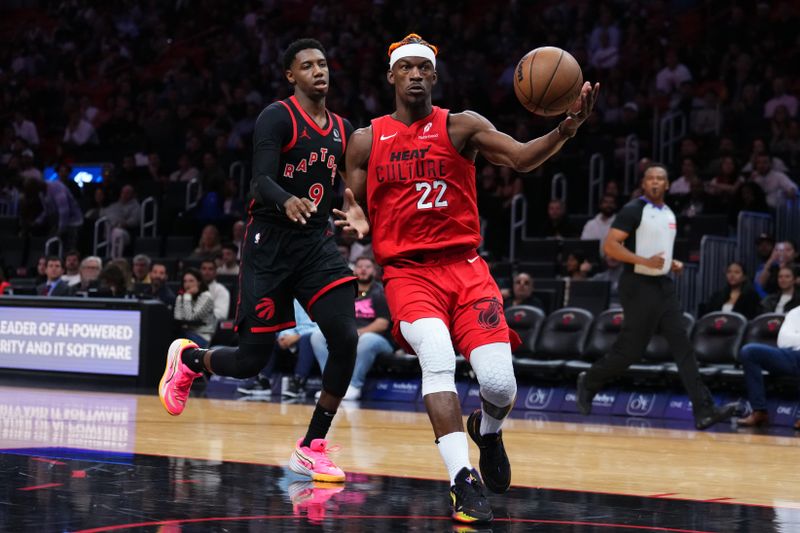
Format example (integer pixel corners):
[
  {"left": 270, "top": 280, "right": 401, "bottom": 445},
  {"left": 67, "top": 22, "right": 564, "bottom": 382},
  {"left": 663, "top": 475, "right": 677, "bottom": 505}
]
[{"left": 283, "top": 196, "right": 317, "bottom": 224}]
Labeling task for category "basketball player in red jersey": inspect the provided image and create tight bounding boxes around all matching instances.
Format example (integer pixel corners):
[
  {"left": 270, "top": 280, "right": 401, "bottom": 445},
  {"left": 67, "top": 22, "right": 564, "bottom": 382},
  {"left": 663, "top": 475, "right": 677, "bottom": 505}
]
[{"left": 337, "top": 34, "right": 599, "bottom": 523}]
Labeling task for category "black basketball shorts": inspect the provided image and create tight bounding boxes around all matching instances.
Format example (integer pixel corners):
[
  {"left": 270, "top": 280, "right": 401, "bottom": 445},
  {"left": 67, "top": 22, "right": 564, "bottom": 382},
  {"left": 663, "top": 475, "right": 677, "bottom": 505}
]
[{"left": 234, "top": 220, "right": 355, "bottom": 340}]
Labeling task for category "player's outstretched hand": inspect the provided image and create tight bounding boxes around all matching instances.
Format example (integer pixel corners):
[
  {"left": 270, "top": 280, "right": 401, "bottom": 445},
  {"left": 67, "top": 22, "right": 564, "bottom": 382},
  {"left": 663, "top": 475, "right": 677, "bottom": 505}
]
[
  {"left": 561, "top": 82, "right": 600, "bottom": 135},
  {"left": 283, "top": 196, "right": 317, "bottom": 225},
  {"left": 333, "top": 188, "right": 370, "bottom": 240},
  {"left": 671, "top": 259, "right": 684, "bottom": 274}
]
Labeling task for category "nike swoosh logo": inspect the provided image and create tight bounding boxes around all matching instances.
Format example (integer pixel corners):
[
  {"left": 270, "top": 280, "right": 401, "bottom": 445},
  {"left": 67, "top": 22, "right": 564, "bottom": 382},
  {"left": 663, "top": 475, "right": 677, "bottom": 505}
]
[
  {"left": 467, "top": 256, "right": 480, "bottom": 263},
  {"left": 380, "top": 132, "right": 397, "bottom": 141}
]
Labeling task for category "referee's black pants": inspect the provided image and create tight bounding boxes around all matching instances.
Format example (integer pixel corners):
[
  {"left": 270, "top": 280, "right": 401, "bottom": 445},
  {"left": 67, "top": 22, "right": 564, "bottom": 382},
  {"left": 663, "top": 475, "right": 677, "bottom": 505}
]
[{"left": 584, "top": 272, "right": 715, "bottom": 415}]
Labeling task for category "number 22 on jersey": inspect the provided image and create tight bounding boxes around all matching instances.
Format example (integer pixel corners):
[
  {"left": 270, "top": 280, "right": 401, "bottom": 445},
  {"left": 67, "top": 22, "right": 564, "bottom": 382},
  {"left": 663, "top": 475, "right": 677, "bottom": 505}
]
[{"left": 415, "top": 180, "right": 448, "bottom": 210}]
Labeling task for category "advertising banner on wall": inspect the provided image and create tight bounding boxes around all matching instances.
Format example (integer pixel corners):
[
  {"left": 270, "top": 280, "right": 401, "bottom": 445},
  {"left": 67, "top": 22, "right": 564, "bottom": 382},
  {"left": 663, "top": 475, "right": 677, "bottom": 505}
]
[{"left": 0, "top": 307, "right": 140, "bottom": 376}]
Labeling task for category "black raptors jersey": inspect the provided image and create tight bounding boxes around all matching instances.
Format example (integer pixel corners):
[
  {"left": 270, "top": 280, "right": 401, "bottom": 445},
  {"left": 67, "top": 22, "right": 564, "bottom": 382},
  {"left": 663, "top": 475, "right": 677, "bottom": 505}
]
[{"left": 249, "top": 95, "right": 352, "bottom": 230}]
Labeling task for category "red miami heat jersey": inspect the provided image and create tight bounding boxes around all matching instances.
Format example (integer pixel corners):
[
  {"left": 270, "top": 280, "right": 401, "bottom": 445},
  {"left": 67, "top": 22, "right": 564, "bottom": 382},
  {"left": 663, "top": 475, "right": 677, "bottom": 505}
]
[{"left": 367, "top": 106, "right": 480, "bottom": 265}]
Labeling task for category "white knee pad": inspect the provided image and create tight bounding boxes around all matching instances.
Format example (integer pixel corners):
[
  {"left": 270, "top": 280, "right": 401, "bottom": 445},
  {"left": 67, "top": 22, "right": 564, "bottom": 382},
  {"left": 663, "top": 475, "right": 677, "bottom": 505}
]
[
  {"left": 400, "top": 318, "right": 457, "bottom": 396},
  {"left": 470, "top": 342, "right": 517, "bottom": 408}
]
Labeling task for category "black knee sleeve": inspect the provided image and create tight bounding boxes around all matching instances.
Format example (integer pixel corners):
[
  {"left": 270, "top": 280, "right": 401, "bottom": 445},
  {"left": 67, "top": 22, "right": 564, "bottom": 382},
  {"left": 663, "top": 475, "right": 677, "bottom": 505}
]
[
  {"left": 311, "top": 284, "right": 358, "bottom": 398},
  {"left": 209, "top": 336, "right": 274, "bottom": 379},
  {"left": 481, "top": 394, "right": 515, "bottom": 420}
]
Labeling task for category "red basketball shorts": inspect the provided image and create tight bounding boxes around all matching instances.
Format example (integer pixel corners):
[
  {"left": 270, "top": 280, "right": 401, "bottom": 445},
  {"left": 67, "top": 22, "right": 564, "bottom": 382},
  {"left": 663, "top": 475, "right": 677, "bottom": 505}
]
[{"left": 382, "top": 253, "right": 520, "bottom": 358}]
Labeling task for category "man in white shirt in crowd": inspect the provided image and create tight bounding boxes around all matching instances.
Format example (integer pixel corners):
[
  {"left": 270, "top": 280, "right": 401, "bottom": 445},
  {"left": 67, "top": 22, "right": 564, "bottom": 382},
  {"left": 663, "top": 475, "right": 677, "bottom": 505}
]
[
  {"left": 736, "top": 306, "right": 800, "bottom": 429},
  {"left": 749, "top": 154, "right": 798, "bottom": 209},
  {"left": 581, "top": 194, "right": 617, "bottom": 249},
  {"left": 200, "top": 259, "right": 230, "bottom": 320}
]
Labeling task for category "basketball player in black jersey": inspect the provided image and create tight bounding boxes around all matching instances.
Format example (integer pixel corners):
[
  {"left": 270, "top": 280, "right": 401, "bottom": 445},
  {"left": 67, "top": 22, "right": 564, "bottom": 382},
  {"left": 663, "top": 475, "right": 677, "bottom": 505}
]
[{"left": 159, "top": 39, "right": 358, "bottom": 482}]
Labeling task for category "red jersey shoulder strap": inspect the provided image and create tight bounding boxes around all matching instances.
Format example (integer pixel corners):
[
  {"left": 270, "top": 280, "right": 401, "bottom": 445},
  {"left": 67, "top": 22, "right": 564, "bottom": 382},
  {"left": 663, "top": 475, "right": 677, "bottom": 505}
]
[
  {"left": 276, "top": 100, "right": 297, "bottom": 153},
  {"left": 434, "top": 106, "right": 449, "bottom": 129},
  {"left": 368, "top": 115, "right": 391, "bottom": 161}
]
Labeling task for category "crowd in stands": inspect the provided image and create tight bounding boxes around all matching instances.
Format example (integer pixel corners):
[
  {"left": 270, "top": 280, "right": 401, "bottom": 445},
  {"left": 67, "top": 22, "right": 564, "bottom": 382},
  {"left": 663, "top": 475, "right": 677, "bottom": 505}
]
[{"left": 1, "top": 1, "right": 800, "bottom": 407}]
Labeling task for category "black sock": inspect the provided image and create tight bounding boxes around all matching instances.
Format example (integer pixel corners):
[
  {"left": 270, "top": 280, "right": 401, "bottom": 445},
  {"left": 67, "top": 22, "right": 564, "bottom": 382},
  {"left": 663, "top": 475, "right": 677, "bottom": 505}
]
[
  {"left": 302, "top": 403, "right": 336, "bottom": 447},
  {"left": 181, "top": 348, "right": 207, "bottom": 373}
]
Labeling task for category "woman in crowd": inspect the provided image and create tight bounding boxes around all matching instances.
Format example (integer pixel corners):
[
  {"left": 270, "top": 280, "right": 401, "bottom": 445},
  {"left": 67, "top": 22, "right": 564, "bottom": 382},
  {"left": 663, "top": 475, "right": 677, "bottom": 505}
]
[
  {"left": 192, "top": 224, "right": 222, "bottom": 260},
  {"left": 700, "top": 261, "right": 760, "bottom": 319},
  {"left": 761, "top": 266, "right": 800, "bottom": 315},
  {"left": 173, "top": 267, "right": 216, "bottom": 347}
]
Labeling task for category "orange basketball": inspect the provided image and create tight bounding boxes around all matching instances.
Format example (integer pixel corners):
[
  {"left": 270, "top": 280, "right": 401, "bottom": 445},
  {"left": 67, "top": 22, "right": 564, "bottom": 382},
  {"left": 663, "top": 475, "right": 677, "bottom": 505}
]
[{"left": 514, "top": 46, "right": 583, "bottom": 117}]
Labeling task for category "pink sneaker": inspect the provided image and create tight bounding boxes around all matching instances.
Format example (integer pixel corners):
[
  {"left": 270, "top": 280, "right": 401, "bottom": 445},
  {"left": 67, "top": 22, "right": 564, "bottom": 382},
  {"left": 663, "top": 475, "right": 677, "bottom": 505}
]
[
  {"left": 158, "top": 339, "right": 202, "bottom": 416},
  {"left": 289, "top": 438, "right": 345, "bottom": 482},
  {"left": 288, "top": 480, "right": 344, "bottom": 523}
]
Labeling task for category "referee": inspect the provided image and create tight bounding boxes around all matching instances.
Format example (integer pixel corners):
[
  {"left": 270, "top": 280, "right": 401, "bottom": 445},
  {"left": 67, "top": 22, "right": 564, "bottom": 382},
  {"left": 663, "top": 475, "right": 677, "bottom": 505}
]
[{"left": 576, "top": 163, "right": 736, "bottom": 430}]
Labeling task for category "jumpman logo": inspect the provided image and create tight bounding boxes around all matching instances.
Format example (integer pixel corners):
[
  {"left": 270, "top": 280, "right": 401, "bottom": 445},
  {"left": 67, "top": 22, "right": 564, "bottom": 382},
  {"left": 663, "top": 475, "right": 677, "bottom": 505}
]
[{"left": 300, "top": 127, "right": 311, "bottom": 140}]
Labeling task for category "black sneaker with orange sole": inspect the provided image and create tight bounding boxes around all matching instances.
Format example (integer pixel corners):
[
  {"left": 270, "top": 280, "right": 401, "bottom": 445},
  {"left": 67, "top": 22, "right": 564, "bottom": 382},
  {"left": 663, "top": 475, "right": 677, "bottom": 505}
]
[
  {"left": 450, "top": 467, "right": 493, "bottom": 524},
  {"left": 466, "top": 409, "right": 511, "bottom": 494}
]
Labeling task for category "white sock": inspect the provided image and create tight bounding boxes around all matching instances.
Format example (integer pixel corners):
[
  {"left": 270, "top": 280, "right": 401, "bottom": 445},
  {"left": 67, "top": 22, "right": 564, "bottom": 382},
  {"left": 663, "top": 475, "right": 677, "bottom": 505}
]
[
  {"left": 436, "top": 432, "right": 472, "bottom": 485},
  {"left": 480, "top": 411, "right": 504, "bottom": 436}
]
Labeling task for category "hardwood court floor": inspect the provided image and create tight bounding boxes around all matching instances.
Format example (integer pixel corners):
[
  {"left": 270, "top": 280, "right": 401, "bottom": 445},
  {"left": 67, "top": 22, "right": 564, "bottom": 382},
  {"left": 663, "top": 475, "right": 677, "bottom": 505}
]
[
  {"left": 135, "top": 396, "right": 800, "bottom": 507},
  {"left": 2, "top": 385, "right": 799, "bottom": 506}
]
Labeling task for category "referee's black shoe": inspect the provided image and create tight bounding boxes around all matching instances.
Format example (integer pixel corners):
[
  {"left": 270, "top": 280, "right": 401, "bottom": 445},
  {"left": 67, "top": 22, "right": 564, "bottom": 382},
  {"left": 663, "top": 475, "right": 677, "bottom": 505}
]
[
  {"left": 576, "top": 372, "right": 594, "bottom": 415},
  {"left": 466, "top": 409, "right": 511, "bottom": 493},
  {"left": 450, "top": 467, "right": 493, "bottom": 524},
  {"left": 695, "top": 402, "right": 737, "bottom": 430}
]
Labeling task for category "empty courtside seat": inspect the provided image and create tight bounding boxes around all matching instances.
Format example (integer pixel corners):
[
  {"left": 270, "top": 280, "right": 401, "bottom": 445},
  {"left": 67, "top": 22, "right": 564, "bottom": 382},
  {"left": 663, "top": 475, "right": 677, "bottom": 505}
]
[
  {"left": 505, "top": 305, "right": 546, "bottom": 357},
  {"left": 664, "top": 312, "right": 746, "bottom": 384},
  {"left": 565, "top": 308, "right": 624, "bottom": 375},
  {"left": 514, "top": 307, "right": 593, "bottom": 379},
  {"left": 692, "top": 311, "right": 747, "bottom": 368},
  {"left": 742, "top": 313, "right": 784, "bottom": 347}
]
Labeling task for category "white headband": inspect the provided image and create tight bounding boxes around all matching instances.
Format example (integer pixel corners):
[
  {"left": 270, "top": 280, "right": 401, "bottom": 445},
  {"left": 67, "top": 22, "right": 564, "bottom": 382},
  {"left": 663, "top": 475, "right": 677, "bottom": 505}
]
[{"left": 389, "top": 43, "right": 436, "bottom": 69}]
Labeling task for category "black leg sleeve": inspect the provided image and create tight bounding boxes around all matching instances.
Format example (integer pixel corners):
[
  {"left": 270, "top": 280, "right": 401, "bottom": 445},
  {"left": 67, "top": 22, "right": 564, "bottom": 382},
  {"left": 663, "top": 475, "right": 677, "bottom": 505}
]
[
  {"left": 208, "top": 327, "right": 276, "bottom": 379},
  {"left": 310, "top": 283, "right": 358, "bottom": 398}
]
